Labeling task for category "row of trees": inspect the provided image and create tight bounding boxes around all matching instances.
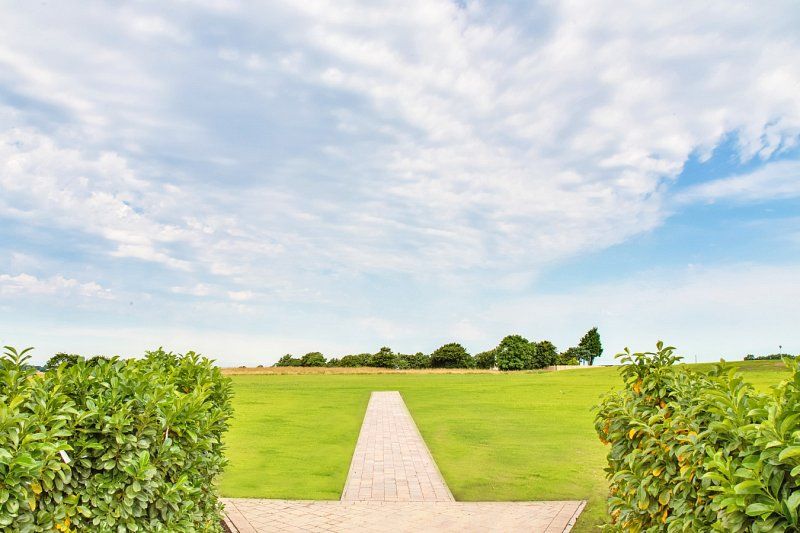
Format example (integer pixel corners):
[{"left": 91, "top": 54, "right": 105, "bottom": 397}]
[
  {"left": 744, "top": 352, "right": 797, "bottom": 361},
  {"left": 274, "top": 327, "right": 603, "bottom": 370}
]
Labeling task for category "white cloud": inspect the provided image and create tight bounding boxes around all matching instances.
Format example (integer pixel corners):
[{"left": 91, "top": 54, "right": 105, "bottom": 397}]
[
  {"left": 0, "top": 273, "right": 112, "bottom": 299},
  {"left": 0, "top": 128, "right": 195, "bottom": 269},
  {"left": 126, "top": 14, "right": 190, "bottom": 43},
  {"left": 677, "top": 160, "right": 800, "bottom": 204},
  {"left": 227, "top": 290, "right": 255, "bottom": 302},
  {"left": 0, "top": 1, "right": 799, "bottom": 361},
  {"left": 170, "top": 283, "right": 213, "bottom": 297},
  {"left": 1, "top": 1, "right": 798, "bottom": 284}
]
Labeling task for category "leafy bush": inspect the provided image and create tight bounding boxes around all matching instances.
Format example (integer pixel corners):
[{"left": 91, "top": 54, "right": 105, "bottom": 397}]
[
  {"left": 595, "top": 342, "right": 800, "bottom": 531},
  {"left": 0, "top": 345, "right": 232, "bottom": 532},
  {"left": 338, "top": 354, "right": 370, "bottom": 367},
  {"left": 368, "top": 347, "right": 397, "bottom": 368},
  {"left": 43, "top": 353, "right": 82, "bottom": 372},
  {"left": 274, "top": 354, "right": 301, "bottom": 367},
  {"left": 558, "top": 346, "right": 589, "bottom": 365},
  {"left": 86, "top": 355, "right": 113, "bottom": 366},
  {"left": 397, "top": 352, "right": 431, "bottom": 369},
  {"left": 299, "top": 352, "right": 326, "bottom": 367},
  {"left": 474, "top": 350, "right": 496, "bottom": 369},
  {"left": 495, "top": 335, "right": 535, "bottom": 371},
  {"left": 430, "top": 343, "right": 472, "bottom": 368}
]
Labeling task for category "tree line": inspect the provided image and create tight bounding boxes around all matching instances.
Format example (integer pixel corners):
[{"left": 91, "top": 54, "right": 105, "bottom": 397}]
[{"left": 274, "top": 327, "right": 603, "bottom": 370}]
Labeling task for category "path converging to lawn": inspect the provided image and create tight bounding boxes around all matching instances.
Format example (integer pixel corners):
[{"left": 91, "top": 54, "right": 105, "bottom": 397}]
[
  {"left": 223, "top": 391, "right": 586, "bottom": 532},
  {"left": 341, "top": 391, "right": 453, "bottom": 502}
]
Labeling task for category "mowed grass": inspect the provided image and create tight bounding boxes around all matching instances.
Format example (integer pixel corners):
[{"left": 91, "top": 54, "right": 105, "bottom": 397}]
[{"left": 219, "top": 361, "right": 791, "bottom": 532}]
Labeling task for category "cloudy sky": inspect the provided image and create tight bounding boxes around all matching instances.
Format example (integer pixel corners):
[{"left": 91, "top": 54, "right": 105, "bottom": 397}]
[{"left": 1, "top": 1, "right": 799, "bottom": 365}]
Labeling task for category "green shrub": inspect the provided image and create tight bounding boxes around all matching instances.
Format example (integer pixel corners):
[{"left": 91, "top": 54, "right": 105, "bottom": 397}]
[
  {"left": 558, "top": 346, "right": 588, "bottom": 365},
  {"left": 368, "top": 347, "right": 396, "bottom": 368},
  {"left": 299, "top": 352, "right": 326, "bottom": 367},
  {"left": 397, "top": 352, "right": 430, "bottom": 369},
  {"left": 338, "top": 354, "right": 370, "bottom": 367},
  {"left": 474, "top": 350, "right": 496, "bottom": 369},
  {"left": 274, "top": 354, "right": 301, "bottom": 367},
  {"left": 430, "top": 343, "right": 472, "bottom": 368},
  {"left": 85, "top": 355, "right": 112, "bottom": 366},
  {"left": 43, "top": 353, "right": 82, "bottom": 372},
  {"left": 595, "top": 342, "right": 800, "bottom": 531},
  {"left": 495, "top": 335, "right": 535, "bottom": 371},
  {"left": 0, "top": 345, "right": 232, "bottom": 532}
]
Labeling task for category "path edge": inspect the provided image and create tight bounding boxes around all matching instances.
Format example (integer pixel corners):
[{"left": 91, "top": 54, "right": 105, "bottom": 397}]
[{"left": 564, "top": 499, "right": 588, "bottom": 532}]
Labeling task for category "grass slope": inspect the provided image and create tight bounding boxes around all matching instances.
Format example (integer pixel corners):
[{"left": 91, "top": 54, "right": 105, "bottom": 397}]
[{"left": 219, "top": 361, "right": 790, "bottom": 531}]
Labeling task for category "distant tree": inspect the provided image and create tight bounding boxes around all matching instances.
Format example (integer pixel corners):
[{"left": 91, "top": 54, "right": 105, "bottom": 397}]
[
  {"left": 339, "top": 354, "right": 370, "bottom": 367},
  {"left": 473, "top": 349, "right": 496, "bottom": 369},
  {"left": 746, "top": 353, "right": 797, "bottom": 361},
  {"left": 369, "top": 347, "right": 397, "bottom": 368},
  {"left": 398, "top": 352, "right": 431, "bottom": 369},
  {"left": 44, "top": 353, "right": 82, "bottom": 372},
  {"left": 275, "top": 354, "right": 301, "bottom": 367},
  {"left": 532, "top": 340, "right": 558, "bottom": 369},
  {"left": 495, "top": 335, "right": 536, "bottom": 371},
  {"left": 300, "top": 351, "right": 326, "bottom": 367},
  {"left": 430, "top": 343, "right": 472, "bottom": 368},
  {"left": 86, "top": 355, "right": 112, "bottom": 366},
  {"left": 579, "top": 327, "right": 603, "bottom": 366},
  {"left": 558, "top": 346, "right": 589, "bottom": 365},
  {"left": 326, "top": 357, "right": 341, "bottom": 367},
  {"left": 744, "top": 354, "right": 755, "bottom": 361}
]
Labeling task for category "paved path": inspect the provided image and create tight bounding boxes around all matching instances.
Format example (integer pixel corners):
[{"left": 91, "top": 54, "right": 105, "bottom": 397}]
[
  {"left": 223, "top": 391, "right": 586, "bottom": 532},
  {"left": 223, "top": 499, "right": 586, "bottom": 532},
  {"left": 341, "top": 391, "right": 453, "bottom": 502}
]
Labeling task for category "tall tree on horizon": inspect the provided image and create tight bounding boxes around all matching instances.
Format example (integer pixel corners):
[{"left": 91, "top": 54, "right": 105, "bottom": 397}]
[{"left": 578, "top": 327, "right": 603, "bottom": 366}]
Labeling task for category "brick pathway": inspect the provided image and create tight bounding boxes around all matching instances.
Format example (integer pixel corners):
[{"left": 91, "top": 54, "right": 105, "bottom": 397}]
[
  {"left": 223, "top": 390, "right": 586, "bottom": 532},
  {"left": 341, "top": 391, "right": 453, "bottom": 502},
  {"left": 223, "top": 499, "right": 586, "bottom": 532}
]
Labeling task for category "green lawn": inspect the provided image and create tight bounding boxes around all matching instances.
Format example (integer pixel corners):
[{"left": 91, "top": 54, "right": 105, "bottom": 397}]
[{"left": 219, "top": 361, "right": 791, "bottom": 532}]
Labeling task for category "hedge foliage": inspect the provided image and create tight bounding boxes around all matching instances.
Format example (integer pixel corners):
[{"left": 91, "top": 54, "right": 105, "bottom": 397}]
[
  {"left": 595, "top": 342, "right": 800, "bottom": 532},
  {"left": 0, "top": 346, "right": 232, "bottom": 533}
]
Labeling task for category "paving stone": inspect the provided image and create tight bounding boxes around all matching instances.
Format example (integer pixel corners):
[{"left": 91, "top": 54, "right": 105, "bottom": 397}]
[
  {"left": 342, "top": 391, "right": 453, "bottom": 502},
  {"left": 223, "top": 499, "right": 586, "bottom": 532}
]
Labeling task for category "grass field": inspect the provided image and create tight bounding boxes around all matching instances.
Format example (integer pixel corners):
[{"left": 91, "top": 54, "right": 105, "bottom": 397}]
[{"left": 219, "top": 360, "right": 792, "bottom": 531}]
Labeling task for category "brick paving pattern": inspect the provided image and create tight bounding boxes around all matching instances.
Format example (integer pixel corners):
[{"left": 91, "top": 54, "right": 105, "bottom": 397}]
[
  {"left": 223, "top": 499, "right": 586, "bottom": 532},
  {"left": 223, "top": 390, "right": 586, "bottom": 532},
  {"left": 341, "top": 391, "right": 453, "bottom": 502}
]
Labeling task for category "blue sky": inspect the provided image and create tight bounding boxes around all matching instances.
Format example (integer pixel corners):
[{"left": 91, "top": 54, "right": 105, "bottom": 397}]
[{"left": 1, "top": 1, "right": 799, "bottom": 365}]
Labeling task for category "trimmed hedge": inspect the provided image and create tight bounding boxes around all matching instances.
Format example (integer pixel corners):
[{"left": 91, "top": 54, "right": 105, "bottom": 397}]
[
  {"left": 0, "top": 346, "right": 232, "bottom": 532},
  {"left": 595, "top": 342, "right": 800, "bottom": 532}
]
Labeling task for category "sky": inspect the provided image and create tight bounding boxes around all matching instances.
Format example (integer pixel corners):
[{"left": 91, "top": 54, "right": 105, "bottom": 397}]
[{"left": 1, "top": 1, "right": 799, "bottom": 366}]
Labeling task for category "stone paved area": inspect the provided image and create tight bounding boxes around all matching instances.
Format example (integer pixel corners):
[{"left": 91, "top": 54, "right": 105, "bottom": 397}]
[
  {"left": 341, "top": 391, "right": 453, "bottom": 502},
  {"left": 223, "top": 499, "right": 586, "bottom": 532},
  {"left": 223, "top": 390, "right": 586, "bottom": 532}
]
